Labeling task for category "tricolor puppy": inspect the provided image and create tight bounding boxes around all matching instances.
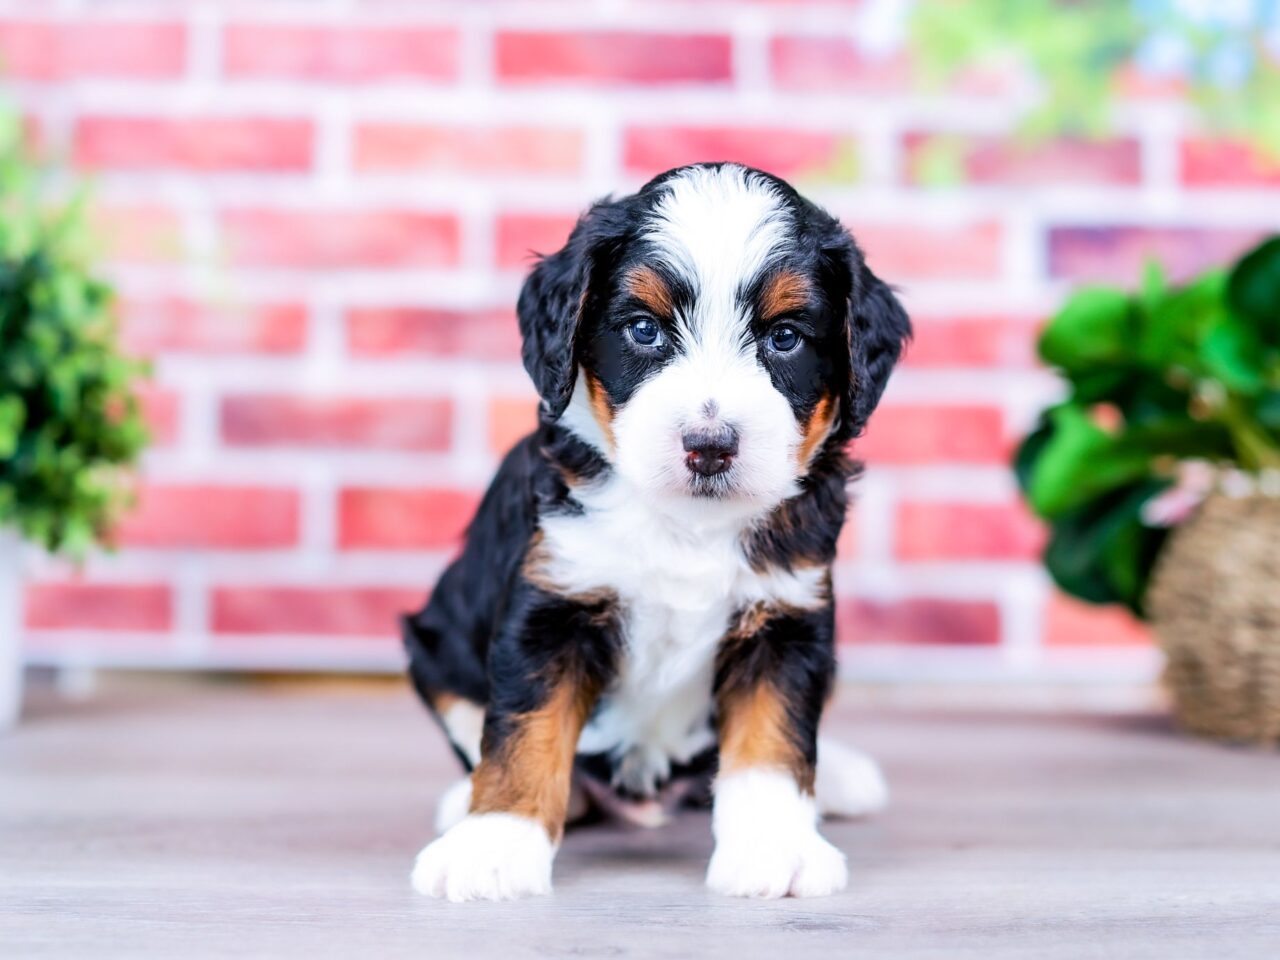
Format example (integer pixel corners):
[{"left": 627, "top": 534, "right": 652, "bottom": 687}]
[{"left": 404, "top": 163, "right": 910, "bottom": 902}]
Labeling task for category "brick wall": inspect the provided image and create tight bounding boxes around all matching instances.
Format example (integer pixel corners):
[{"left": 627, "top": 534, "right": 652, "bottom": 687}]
[{"left": 11, "top": 1, "right": 1276, "bottom": 681}]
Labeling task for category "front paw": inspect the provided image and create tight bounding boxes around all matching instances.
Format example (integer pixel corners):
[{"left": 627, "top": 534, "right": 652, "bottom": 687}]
[
  {"left": 707, "top": 828, "right": 848, "bottom": 899},
  {"left": 411, "top": 813, "right": 554, "bottom": 902}
]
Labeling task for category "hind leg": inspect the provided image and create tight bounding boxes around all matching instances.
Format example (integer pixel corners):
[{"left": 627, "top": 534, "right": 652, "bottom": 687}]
[
  {"left": 432, "top": 692, "right": 485, "bottom": 769},
  {"left": 425, "top": 693, "right": 485, "bottom": 833},
  {"left": 815, "top": 737, "right": 889, "bottom": 818}
]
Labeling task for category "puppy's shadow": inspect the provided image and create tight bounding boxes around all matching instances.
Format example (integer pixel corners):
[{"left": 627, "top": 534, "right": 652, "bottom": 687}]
[{"left": 560, "top": 808, "right": 714, "bottom": 868}]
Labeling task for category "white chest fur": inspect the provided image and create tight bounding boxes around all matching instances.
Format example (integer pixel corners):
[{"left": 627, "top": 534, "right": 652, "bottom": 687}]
[{"left": 535, "top": 475, "right": 827, "bottom": 794}]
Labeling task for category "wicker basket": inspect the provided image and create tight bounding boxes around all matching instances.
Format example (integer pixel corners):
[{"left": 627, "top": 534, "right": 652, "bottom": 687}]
[{"left": 1148, "top": 492, "right": 1280, "bottom": 745}]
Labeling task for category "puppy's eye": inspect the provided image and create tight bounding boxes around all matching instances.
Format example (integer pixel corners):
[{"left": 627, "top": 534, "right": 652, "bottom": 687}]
[
  {"left": 767, "top": 324, "right": 801, "bottom": 353},
  {"left": 627, "top": 317, "right": 662, "bottom": 347}
]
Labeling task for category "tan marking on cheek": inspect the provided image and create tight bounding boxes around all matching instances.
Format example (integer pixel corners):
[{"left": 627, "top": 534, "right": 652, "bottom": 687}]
[
  {"left": 585, "top": 373, "right": 616, "bottom": 452},
  {"left": 521, "top": 530, "right": 559, "bottom": 594},
  {"left": 760, "top": 270, "right": 811, "bottom": 322},
  {"left": 625, "top": 265, "right": 674, "bottom": 319},
  {"left": 797, "top": 393, "right": 837, "bottom": 470},
  {"left": 469, "top": 678, "right": 598, "bottom": 840},
  {"left": 734, "top": 601, "right": 772, "bottom": 638}
]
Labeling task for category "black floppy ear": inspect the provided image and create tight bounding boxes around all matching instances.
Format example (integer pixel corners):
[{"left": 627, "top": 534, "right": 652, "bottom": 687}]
[
  {"left": 517, "top": 200, "right": 624, "bottom": 420},
  {"left": 847, "top": 262, "right": 911, "bottom": 434},
  {"left": 816, "top": 221, "right": 910, "bottom": 440}
]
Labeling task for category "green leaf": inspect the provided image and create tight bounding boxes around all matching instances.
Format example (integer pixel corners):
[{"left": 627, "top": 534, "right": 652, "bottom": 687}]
[
  {"left": 1120, "top": 418, "right": 1234, "bottom": 460},
  {"left": 1039, "top": 287, "right": 1135, "bottom": 373},
  {"left": 0, "top": 394, "right": 24, "bottom": 458},
  {"left": 1139, "top": 259, "right": 1166, "bottom": 314},
  {"left": 1013, "top": 414, "right": 1054, "bottom": 494},
  {"left": 1136, "top": 270, "right": 1227, "bottom": 372},
  {"left": 1201, "top": 320, "right": 1267, "bottom": 393},
  {"left": 1026, "top": 405, "right": 1151, "bottom": 518},
  {"left": 1042, "top": 479, "right": 1172, "bottom": 618},
  {"left": 1256, "top": 391, "right": 1280, "bottom": 431},
  {"left": 1227, "top": 236, "right": 1280, "bottom": 344}
]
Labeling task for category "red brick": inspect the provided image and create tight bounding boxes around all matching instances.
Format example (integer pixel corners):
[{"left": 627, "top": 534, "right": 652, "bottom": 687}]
[
  {"left": 904, "top": 133, "right": 1141, "bottom": 186},
  {"left": 25, "top": 582, "right": 172, "bottom": 632},
  {"left": 902, "top": 315, "right": 1038, "bottom": 368},
  {"left": 211, "top": 586, "right": 423, "bottom": 637},
  {"left": 220, "top": 395, "right": 452, "bottom": 451},
  {"left": 223, "top": 24, "right": 457, "bottom": 82},
  {"left": 488, "top": 395, "right": 539, "bottom": 454},
  {"left": 837, "top": 596, "right": 1000, "bottom": 646},
  {"left": 495, "top": 213, "right": 577, "bottom": 268},
  {"left": 1047, "top": 226, "right": 1264, "bottom": 284},
  {"left": 138, "top": 385, "right": 180, "bottom": 447},
  {"left": 496, "top": 31, "right": 732, "bottom": 85},
  {"left": 75, "top": 116, "right": 312, "bottom": 172},
  {"left": 855, "top": 405, "right": 1007, "bottom": 465},
  {"left": 115, "top": 485, "right": 299, "bottom": 549},
  {"left": 121, "top": 299, "right": 308, "bottom": 355},
  {"left": 345, "top": 306, "right": 519, "bottom": 360},
  {"left": 91, "top": 205, "right": 184, "bottom": 263},
  {"left": 220, "top": 209, "right": 459, "bottom": 268},
  {"left": 623, "top": 126, "right": 851, "bottom": 181},
  {"left": 1044, "top": 594, "right": 1150, "bottom": 647},
  {"left": 1180, "top": 139, "right": 1280, "bottom": 188},
  {"left": 0, "top": 19, "right": 185, "bottom": 80},
  {"left": 354, "top": 124, "right": 584, "bottom": 175},
  {"left": 338, "top": 488, "right": 480, "bottom": 551},
  {"left": 852, "top": 221, "right": 1002, "bottom": 281},
  {"left": 770, "top": 36, "right": 907, "bottom": 91},
  {"left": 896, "top": 501, "right": 1045, "bottom": 561}
]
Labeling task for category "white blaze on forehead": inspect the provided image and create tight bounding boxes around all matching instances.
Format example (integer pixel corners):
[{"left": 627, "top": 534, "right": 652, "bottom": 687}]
[{"left": 643, "top": 165, "right": 792, "bottom": 354}]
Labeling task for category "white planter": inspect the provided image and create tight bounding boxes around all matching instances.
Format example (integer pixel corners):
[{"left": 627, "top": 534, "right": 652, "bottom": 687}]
[{"left": 0, "top": 531, "right": 22, "bottom": 730}]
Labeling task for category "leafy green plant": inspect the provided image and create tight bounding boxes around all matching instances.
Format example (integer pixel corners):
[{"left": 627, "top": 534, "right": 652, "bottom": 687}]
[
  {"left": 0, "top": 116, "right": 148, "bottom": 554},
  {"left": 1016, "top": 235, "right": 1280, "bottom": 617}
]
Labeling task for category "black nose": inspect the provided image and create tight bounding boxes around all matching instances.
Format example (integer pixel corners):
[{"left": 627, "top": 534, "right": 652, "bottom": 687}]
[{"left": 682, "top": 426, "right": 739, "bottom": 478}]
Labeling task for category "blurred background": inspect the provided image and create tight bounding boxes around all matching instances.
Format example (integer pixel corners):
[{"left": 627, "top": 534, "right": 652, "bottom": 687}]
[{"left": 6, "top": 0, "right": 1279, "bottom": 694}]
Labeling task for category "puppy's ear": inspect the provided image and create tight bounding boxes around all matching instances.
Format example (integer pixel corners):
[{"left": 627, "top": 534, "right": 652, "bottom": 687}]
[
  {"left": 517, "top": 200, "right": 624, "bottom": 420},
  {"left": 848, "top": 262, "right": 911, "bottom": 434},
  {"left": 822, "top": 228, "right": 911, "bottom": 439}
]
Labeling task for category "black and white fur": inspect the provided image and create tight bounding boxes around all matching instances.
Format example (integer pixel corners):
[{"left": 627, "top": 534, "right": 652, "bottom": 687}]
[{"left": 403, "top": 163, "right": 910, "bottom": 902}]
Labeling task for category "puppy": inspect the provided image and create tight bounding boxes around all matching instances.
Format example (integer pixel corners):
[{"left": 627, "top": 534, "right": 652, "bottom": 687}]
[{"left": 403, "top": 163, "right": 910, "bottom": 902}]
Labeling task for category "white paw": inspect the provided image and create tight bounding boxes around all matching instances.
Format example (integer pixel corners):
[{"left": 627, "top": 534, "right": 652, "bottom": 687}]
[
  {"left": 815, "top": 737, "right": 889, "bottom": 818},
  {"left": 707, "top": 768, "right": 849, "bottom": 899},
  {"left": 707, "top": 828, "right": 848, "bottom": 899},
  {"left": 410, "top": 813, "right": 554, "bottom": 902},
  {"left": 433, "top": 777, "right": 472, "bottom": 834}
]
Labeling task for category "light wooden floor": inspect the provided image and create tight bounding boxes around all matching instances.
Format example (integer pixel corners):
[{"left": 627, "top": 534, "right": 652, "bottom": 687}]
[{"left": 2, "top": 677, "right": 1279, "bottom": 959}]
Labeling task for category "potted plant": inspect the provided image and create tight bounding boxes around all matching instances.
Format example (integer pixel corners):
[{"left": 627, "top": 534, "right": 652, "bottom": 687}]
[
  {"left": 0, "top": 117, "right": 148, "bottom": 728},
  {"left": 1016, "top": 235, "right": 1280, "bottom": 743}
]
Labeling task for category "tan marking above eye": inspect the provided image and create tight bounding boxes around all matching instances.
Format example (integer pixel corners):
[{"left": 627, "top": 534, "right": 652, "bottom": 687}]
[
  {"left": 797, "top": 393, "right": 836, "bottom": 470},
  {"left": 760, "top": 270, "right": 811, "bottom": 323},
  {"left": 625, "top": 265, "right": 674, "bottom": 319}
]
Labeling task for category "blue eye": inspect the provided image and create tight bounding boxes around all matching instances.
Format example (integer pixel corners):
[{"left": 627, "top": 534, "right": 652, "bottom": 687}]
[
  {"left": 768, "top": 324, "right": 801, "bottom": 353},
  {"left": 628, "top": 317, "right": 662, "bottom": 347}
]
